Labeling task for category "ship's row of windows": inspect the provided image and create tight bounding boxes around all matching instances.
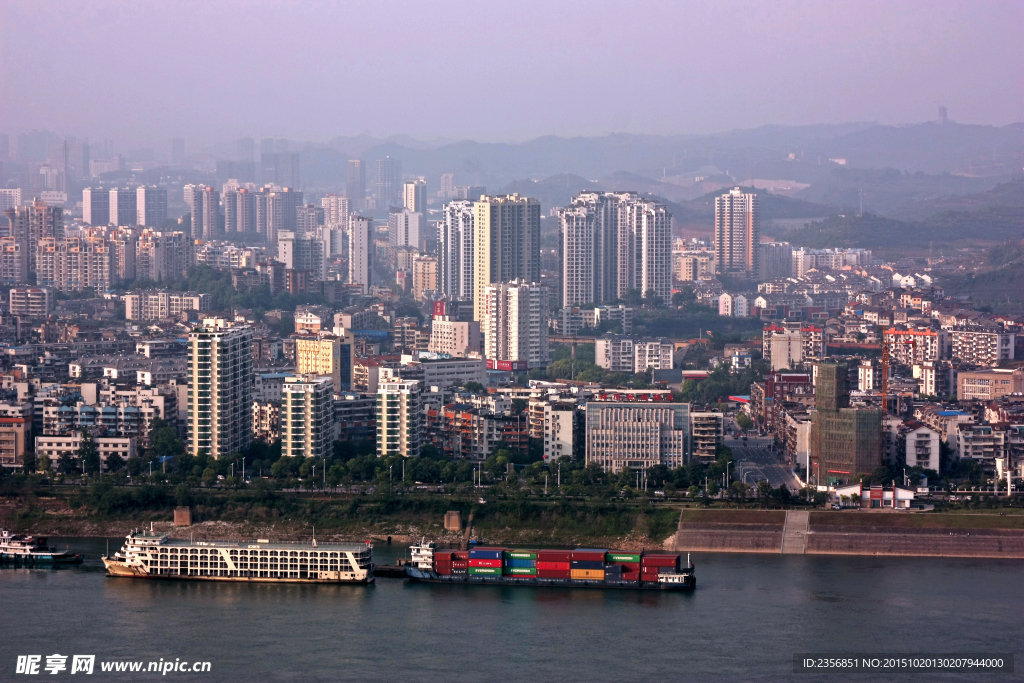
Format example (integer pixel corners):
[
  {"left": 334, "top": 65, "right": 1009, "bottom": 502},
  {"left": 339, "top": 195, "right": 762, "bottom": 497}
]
[{"left": 149, "top": 548, "right": 366, "bottom": 559}]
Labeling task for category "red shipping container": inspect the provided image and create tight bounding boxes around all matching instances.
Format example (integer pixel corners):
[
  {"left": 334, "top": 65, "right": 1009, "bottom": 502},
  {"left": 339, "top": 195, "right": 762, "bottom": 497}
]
[
  {"left": 435, "top": 551, "right": 456, "bottom": 560},
  {"left": 535, "top": 561, "right": 570, "bottom": 571},
  {"left": 536, "top": 550, "right": 571, "bottom": 562},
  {"left": 537, "top": 569, "right": 572, "bottom": 579},
  {"left": 435, "top": 566, "right": 453, "bottom": 575},
  {"left": 452, "top": 562, "right": 468, "bottom": 568},
  {"left": 609, "top": 562, "right": 640, "bottom": 572},
  {"left": 622, "top": 572, "right": 640, "bottom": 582},
  {"left": 641, "top": 555, "right": 679, "bottom": 568},
  {"left": 571, "top": 550, "right": 607, "bottom": 561},
  {"left": 453, "top": 551, "right": 469, "bottom": 560},
  {"left": 640, "top": 572, "right": 660, "bottom": 581},
  {"left": 468, "top": 559, "right": 501, "bottom": 568}
]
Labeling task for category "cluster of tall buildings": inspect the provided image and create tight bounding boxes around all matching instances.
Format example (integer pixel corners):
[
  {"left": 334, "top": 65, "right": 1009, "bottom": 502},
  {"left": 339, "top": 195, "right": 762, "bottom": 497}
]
[
  {"left": 82, "top": 186, "right": 167, "bottom": 227},
  {"left": 556, "top": 191, "right": 672, "bottom": 307}
]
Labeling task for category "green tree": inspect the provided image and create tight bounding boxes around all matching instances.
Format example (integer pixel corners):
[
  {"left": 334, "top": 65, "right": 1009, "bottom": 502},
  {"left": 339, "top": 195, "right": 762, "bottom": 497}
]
[
  {"left": 736, "top": 412, "right": 754, "bottom": 432},
  {"left": 78, "top": 434, "right": 101, "bottom": 476},
  {"left": 22, "top": 450, "right": 36, "bottom": 474},
  {"left": 202, "top": 467, "right": 217, "bottom": 487},
  {"left": 462, "top": 381, "right": 485, "bottom": 394},
  {"left": 150, "top": 419, "right": 185, "bottom": 460},
  {"left": 106, "top": 451, "right": 126, "bottom": 473}
]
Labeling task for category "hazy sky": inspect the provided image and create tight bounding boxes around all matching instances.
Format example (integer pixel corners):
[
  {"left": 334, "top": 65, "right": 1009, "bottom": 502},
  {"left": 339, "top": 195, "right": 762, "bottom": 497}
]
[{"left": 1, "top": 0, "right": 1021, "bottom": 149}]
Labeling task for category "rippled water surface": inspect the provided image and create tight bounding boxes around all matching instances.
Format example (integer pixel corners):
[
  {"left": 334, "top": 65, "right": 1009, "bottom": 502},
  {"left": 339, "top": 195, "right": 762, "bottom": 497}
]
[{"left": 1, "top": 538, "right": 1020, "bottom": 682}]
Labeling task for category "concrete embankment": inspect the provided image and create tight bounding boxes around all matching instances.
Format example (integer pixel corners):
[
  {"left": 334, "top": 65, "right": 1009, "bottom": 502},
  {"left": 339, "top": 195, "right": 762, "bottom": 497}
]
[{"left": 667, "top": 509, "right": 1024, "bottom": 558}]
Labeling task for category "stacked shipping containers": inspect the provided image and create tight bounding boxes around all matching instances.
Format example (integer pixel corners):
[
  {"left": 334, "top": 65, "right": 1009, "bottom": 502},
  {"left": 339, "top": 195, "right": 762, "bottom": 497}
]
[
  {"left": 536, "top": 550, "right": 571, "bottom": 578},
  {"left": 429, "top": 547, "right": 683, "bottom": 584},
  {"left": 639, "top": 553, "right": 680, "bottom": 583},
  {"left": 467, "top": 547, "right": 505, "bottom": 576},
  {"left": 569, "top": 549, "right": 607, "bottom": 580}
]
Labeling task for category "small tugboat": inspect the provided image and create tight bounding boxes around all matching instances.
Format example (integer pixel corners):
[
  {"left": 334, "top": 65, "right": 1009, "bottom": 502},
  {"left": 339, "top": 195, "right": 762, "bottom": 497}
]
[{"left": 0, "top": 530, "right": 84, "bottom": 564}]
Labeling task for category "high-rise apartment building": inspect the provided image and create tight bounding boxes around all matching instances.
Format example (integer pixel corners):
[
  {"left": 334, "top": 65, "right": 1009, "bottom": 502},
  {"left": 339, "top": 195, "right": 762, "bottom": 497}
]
[
  {"left": 0, "top": 189, "right": 22, "bottom": 213},
  {"left": 185, "top": 184, "right": 220, "bottom": 239},
  {"left": 295, "top": 332, "right": 354, "bottom": 392},
  {"left": 376, "top": 374, "right": 421, "bottom": 458},
  {"left": 473, "top": 194, "right": 541, "bottom": 321},
  {"left": 321, "top": 194, "right": 350, "bottom": 227},
  {"left": 758, "top": 241, "right": 793, "bottom": 281},
  {"left": 438, "top": 200, "right": 475, "bottom": 300},
  {"left": 223, "top": 188, "right": 256, "bottom": 234},
  {"left": 412, "top": 256, "right": 438, "bottom": 300},
  {"left": 187, "top": 319, "right": 254, "bottom": 459},
  {"left": 403, "top": 179, "right": 427, "bottom": 213},
  {"left": 113, "top": 228, "right": 138, "bottom": 284},
  {"left": 277, "top": 231, "right": 327, "bottom": 280},
  {"left": 5, "top": 200, "right": 64, "bottom": 275},
  {"left": 482, "top": 280, "right": 550, "bottom": 368},
  {"left": 136, "top": 230, "right": 190, "bottom": 283},
  {"left": 439, "top": 173, "right": 455, "bottom": 199},
  {"left": 82, "top": 188, "right": 110, "bottom": 226},
  {"left": 388, "top": 209, "right": 423, "bottom": 250},
  {"left": 374, "top": 157, "right": 402, "bottom": 210},
  {"left": 714, "top": 187, "right": 759, "bottom": 278},
  {"left": 36, "top": 236, "right": 115, "bottom": 293},
  {"left": 346, "top": 160, "right": 366, "bottom": 209},
  {"left": 109, "top": 187, "right": 137, "bottom": 226},
  {"left": 296, "top": 204, "right": 324, "bottom": 234},
  {"left": 557, "top": 192, "right": 671, "bottom": 307},
  {"left": 0, "top": 237, "right": 27, "bottom": 284},
  {"left": 280, "top": 375, "right": 334, "bottom": 459},
  {"left": 348, "top": 216, "right": 372, "bottom": 294},
  {"left": 136, "top": 185, "right": 167, "bottom": 227},
  {"left": 255, "top": 187, "right": 302, "bottom": 244}
]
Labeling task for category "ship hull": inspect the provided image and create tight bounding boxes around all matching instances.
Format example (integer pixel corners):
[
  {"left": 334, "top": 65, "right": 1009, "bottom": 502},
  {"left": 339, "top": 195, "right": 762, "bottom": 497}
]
[
  {"left": 1, "top": 552, "right": 84, "bottom": 565},
  {"left": 404, "top": 567, "right": 695, "bottom": 591},
  {"left": 102, "top": 558, "right": 374, "bottom": 584}
]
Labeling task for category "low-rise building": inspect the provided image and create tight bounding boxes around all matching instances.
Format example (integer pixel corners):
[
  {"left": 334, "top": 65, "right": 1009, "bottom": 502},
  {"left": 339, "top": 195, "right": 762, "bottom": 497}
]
[
  {"left": 585, "top": 402, "right": 691, "bottom": 473},
  {"left": 35, "top": 431, "right": 136, "bottom": 470},
  {"left": 958, "top": 368, "right": 1024, "bottom": 401},
  {"left": 690, "top": 411, "right": 724, "bottom": 461},
  {"left": 9, "top": 287, "right": 54, "bottom": 318},
  {"left": 124, "top": 291, "right": 210, "bottom": 321}
]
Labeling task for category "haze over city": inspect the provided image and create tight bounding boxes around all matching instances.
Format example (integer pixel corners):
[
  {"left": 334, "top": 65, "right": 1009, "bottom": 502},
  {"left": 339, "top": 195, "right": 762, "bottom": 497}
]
[
  {"left": 3, "top": 0, "right": 1022, "bottom": 146},
  {"left": 2, "top": 2, "right": 1024, "bottom": 682}
]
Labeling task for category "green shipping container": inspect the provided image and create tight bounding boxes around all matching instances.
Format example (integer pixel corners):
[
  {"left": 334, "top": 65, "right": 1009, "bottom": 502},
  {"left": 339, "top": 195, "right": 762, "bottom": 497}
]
[
  {"left": 504, "top": 551, "right": 538, "bottom": 559},
  {"left": 606, "top": 553, "right": 642, "bottom": 563},
  {"left": 507, "top": 567, "right": 538, "bottom": 575},
  {"left": 468, "top": 567, "right": 501, "bottom": 575}
]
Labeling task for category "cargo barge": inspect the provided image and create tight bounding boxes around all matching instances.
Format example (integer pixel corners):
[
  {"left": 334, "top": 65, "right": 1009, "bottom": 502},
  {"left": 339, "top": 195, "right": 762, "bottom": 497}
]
[
  {"left": 102, "top": 528, "right": 373, "bottom": 584},
  {"left": 404, "top": 540, "right": 695, "bottom": 591}
]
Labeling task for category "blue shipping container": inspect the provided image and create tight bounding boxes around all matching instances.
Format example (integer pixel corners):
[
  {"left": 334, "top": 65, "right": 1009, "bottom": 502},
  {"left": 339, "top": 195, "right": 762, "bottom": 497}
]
[
  {"left": 468, "top": 549, "right": 504, "bottom": 560},
  {"left": 504, "top": 558, "right": 536, "bottom": 568},
  {"left": 570, "top": 560, "right": 605, "bottom": 570}
]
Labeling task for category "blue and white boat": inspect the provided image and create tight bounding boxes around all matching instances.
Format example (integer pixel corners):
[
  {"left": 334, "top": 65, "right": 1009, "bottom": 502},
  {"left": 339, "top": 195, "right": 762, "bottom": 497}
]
[{"left": 0, "top": 530, "right": 84, "bottom": 564}]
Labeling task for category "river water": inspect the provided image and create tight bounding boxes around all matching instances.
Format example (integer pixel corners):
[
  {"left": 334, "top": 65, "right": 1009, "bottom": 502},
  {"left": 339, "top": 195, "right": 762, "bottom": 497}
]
[{"left": 1, "top": 538, "right": 1020, "bottom": 682}]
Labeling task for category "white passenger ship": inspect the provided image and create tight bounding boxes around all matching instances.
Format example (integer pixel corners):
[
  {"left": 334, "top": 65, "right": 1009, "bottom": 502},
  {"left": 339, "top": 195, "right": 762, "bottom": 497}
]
[{"left": 102, "top": 529, "right": 373, "bottom": 584}]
